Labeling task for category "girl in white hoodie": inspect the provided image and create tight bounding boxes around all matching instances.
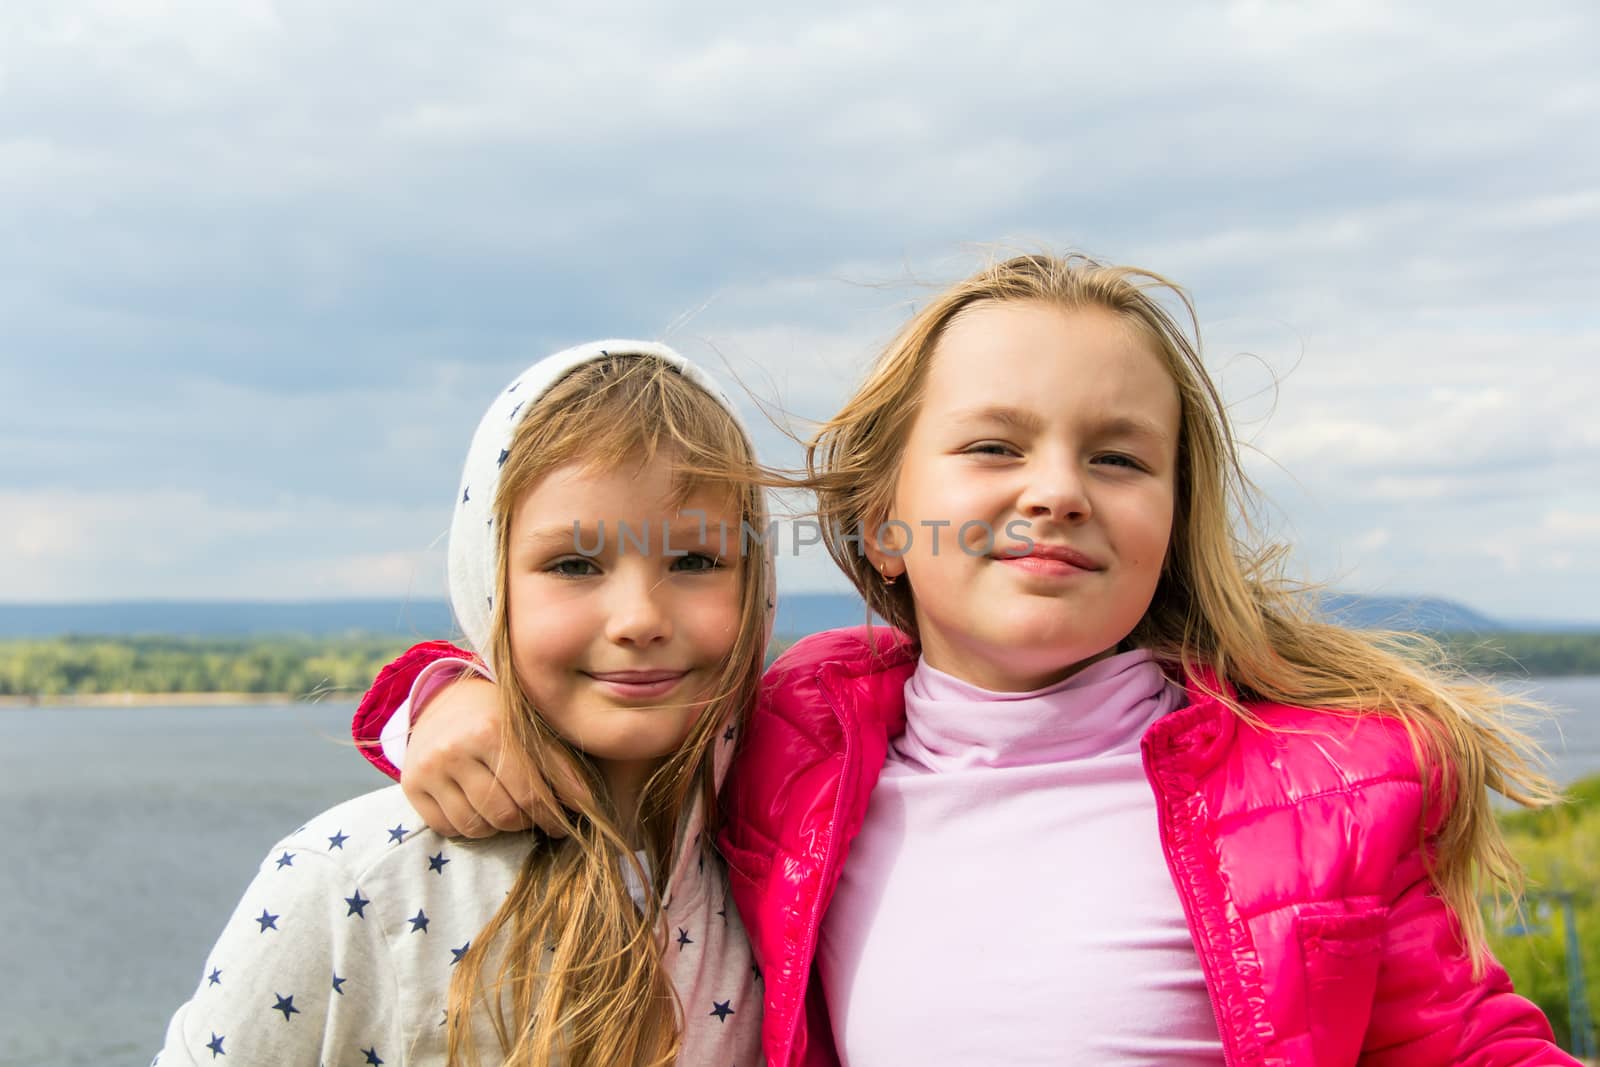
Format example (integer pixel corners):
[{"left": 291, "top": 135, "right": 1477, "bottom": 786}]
[{"left": 156, "top": 343, "right": 770, "bottom": 1067}]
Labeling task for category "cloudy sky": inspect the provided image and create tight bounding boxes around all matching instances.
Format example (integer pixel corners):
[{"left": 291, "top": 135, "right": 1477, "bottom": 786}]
[{"left": 3, "top": 1, "right": 1597, "bottom": 623}]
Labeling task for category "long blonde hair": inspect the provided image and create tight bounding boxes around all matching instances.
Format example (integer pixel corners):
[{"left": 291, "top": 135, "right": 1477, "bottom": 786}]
[
  {"left": 446, "top": 354, "right": 770, "bottom": 1066},
  {"left": 806, "top": 252, "right": 1560, "bottom": 968}
]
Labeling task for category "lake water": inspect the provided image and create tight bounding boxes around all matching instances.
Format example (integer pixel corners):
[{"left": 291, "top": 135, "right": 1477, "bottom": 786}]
[{"left": 4, "top": 678, "right": 1600, "bottom": 1066}]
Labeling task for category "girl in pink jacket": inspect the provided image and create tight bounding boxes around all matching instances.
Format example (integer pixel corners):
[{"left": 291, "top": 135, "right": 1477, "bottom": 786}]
[{"left": 351, "top": 254, "right": 1575, "bottom": 1065}]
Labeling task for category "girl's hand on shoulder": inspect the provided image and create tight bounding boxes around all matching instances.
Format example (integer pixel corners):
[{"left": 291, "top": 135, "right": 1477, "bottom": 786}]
[{"left": 402, "top": 676, "right": 588, "bottom": 839}]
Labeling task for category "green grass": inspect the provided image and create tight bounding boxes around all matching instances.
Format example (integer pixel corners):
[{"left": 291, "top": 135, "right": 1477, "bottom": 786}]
[{"left": 1492, "top": 772, "right": 1600, "bottom": 1051}]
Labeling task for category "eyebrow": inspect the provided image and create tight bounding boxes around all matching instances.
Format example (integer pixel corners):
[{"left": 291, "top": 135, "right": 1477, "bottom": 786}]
[
  {"left": 520, "top": 525, "right": 585, "bottom": 550},
  {"left": 1095, "top": 415, "right": 1174, "bottom": 445},
  {"left": 948, "top": 405, "right": 1047, "bottom": 434},
  {"left": 949, "top": 405, "right": 1173, "bottom": 444},
  {"left": 519, "top": 516, "right": 738, "bottom": 549}
]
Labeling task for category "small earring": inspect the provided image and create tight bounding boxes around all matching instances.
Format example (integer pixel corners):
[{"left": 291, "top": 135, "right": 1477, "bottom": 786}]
[{"left": 878, "top": 562, "right": 899, "bottom": 587}]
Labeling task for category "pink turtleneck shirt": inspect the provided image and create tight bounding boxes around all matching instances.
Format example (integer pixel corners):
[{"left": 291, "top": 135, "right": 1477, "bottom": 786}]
[{"left": 816, "top": 650, "right": 1225, "bottom": 1066}]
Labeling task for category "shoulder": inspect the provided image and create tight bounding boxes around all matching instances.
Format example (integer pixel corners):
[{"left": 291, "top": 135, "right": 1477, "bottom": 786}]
[
  {"left": 272, "top": 785, "right": 434, "bottom": 874},
  {"left": 1236, "top": 702, "right": 1423, "bottom": 791},
  {"left": 276, "top": 785, "right": 534, "bottom": 895},
  {"left": 1197, "top": 699, "right": 1434, "bottom": 859},
  {"left": 761, "top": 625, "right": 916, "bottom": 725},
  {"left": 767, "top": 624, "right": 916, "bottom": 681}
]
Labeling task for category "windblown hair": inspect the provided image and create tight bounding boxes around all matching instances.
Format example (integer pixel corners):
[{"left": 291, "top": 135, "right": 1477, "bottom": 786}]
[
  {"left": 446, "top": 354, "right": 769, "bottom": 1066},
  {"left": 806, "top": 252, "right": 1560, "bottom": 969}
]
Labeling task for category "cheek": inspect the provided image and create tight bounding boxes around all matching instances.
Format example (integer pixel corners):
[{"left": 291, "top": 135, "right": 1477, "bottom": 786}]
[
  {"left": 892, "top": 472, "right": 998, "bottom": 552},
  {"left": 507, "top": 580, "right": 587, "bottom": 669},
  {"left": 689, "top": 591, "right": 743, "bottom": 660},
  {"left": 1133, "top": 499, "right": 1177, "bottom": 574}
]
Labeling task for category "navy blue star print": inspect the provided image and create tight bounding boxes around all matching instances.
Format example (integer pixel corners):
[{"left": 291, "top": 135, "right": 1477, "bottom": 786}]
[
  {"left": 509, "top": 400, "right": 524, "bottom": 420},
  {"left": 723, "top": 725, "right": 736, "bottom": 743},
  {"left": 461, "top": 486, "right": 470, "bottom": 504},
  {"left": 158, "top": 781, "right": 761, "bottom": 1064},
  {"left": 497, "top": 448, "right": 509, "bottom": 468}
]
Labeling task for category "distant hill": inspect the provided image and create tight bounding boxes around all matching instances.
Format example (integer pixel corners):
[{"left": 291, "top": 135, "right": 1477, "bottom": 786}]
[
  {"left": 1315, "top": 593, "right": 1506, "bottom": 633},
  {"left": 0, "top": 595, "right": 872, "bottom": 640},
  {"left": 0, "top": 592, "right": 1592, "bottom": 640},
  {"left": 0, "top": 600, "right": 458, "bottom": 640}
]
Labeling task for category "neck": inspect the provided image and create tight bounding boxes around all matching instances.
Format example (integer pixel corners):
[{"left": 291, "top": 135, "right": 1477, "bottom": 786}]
[
  {"left": 918, "top": 636, "right": 1119, "bottom": 692},
  {"left": 597, "top": 757, "right": 662, "bottom": 847}
]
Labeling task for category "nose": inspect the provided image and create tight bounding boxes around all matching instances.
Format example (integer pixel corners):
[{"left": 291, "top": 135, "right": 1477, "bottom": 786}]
[
  {"left": 603, "top": 564, "right": 673, "bottom": 647},
  {"left": 1018, "top": 451, "right": 1091, "bottom": 523}
]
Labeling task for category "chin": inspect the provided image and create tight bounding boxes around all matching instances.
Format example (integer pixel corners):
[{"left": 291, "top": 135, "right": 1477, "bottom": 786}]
[{"left": 600, "top": 730, "right": 698, "bottom": 763}]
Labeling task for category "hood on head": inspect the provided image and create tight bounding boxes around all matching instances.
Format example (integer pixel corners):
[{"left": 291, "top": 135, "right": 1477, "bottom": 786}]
[{"left": 444, "top": 338, "right": 775, "bottom": 809}]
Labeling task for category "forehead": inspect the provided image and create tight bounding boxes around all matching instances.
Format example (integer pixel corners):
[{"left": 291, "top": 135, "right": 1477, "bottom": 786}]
[
  {"left": 514, "top": 453, "right": 741, "bottom": 523},
  {"left": 924, "top": 301, "right": 1179, "bottom": 425}
]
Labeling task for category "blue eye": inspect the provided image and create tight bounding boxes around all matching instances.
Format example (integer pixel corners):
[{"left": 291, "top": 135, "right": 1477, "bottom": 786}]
[
  {"left": 547, "top": 557, "right": 600, "bottom": 577},
  {"left": 963, "top": 442, "right": 1018, "bottom": 457},
  {"left": 673, "top": 552, "right": 723, "bottom": 573},
  {"left": 1093, "top": 453, "right": 1144, "bottom": 471}
]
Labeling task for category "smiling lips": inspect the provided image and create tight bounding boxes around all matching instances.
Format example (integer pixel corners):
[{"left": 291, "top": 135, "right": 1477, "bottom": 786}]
[
  {"left": 585, "top": 669, "right": 691, "bottom": 700},
  {"left": 993, "top": 542, "right": 1103, "bottom": 577}
]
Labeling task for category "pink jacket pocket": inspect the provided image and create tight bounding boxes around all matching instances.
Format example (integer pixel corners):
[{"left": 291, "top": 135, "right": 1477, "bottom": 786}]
[{"left": 1298, "top": 906, "right": 1389, "bottom": 1065}]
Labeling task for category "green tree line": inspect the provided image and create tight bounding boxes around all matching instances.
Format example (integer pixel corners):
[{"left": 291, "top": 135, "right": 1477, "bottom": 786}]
[
  {"left": 1442, "top": 632, "right": 1600, "bottom": 678},
  {"left": 0, "top": 635, "right": 414, "bottom": 699},
  {"left": 0, "top": 630, "right": 1594, "bottom": 700}
]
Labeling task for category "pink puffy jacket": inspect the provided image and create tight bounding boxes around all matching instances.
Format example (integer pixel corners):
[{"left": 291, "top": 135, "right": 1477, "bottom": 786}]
[
  {"left": 720, "top": 627, "right": 1575, "bottom": 1067},
  {"left": 353, "top": 628, "right": 1575, "bottom": 1067}
]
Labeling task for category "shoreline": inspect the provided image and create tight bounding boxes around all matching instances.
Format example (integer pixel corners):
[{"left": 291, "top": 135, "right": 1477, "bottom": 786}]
[
  {"left": 4, "top": 674, "right": 1598, "bottom": 711},
  {"left": 0, "top": 691, "right": 307, "bottom": 708}
]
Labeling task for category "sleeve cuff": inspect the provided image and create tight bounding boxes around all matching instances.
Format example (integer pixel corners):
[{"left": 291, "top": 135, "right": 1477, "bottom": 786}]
[{"left": 379, "top": 657, "right": 493, "bottom": 772}]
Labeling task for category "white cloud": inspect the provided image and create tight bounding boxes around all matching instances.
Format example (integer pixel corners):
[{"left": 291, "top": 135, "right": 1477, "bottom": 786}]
[
  {"left": 1542, "top": 510, "right": 1600, "bottom": 538},
  {"left": 0, "top": 488, "right": 445, "bottom": 600},
  {"left": 1, "top": 2, "right": 1597, "bottom": 621}
]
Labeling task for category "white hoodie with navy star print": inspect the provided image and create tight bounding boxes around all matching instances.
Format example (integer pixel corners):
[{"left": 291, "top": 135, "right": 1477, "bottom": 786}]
[
  {"left": 153, "top": 784, "right": 762, "bottom": 1066},
  {"left": 156, "top": 341, "right": 771, "bottom": 1066}
]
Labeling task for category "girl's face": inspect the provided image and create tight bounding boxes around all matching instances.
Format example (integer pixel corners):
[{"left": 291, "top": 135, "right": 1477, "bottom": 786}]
[
  {"left": 504, "top": 454, "right": 741, "bottom": 792},
  {"left": 875, "top": 300, "right": 1180, "bottom": 692}
]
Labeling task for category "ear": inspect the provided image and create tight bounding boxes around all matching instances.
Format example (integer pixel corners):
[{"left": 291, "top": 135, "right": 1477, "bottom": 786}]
[{"left": 860, "top": 508, "right": 909, "bottom": 580}]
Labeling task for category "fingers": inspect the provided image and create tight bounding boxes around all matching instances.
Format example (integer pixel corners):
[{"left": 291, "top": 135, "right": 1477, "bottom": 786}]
[
  {"left": 403, "top": 766, "right": 533, "bottom": 839},
  {"left": 400, "top": 673, "right": 586, "bottom": 841},
  {"left": 463, "top": 767, "right": 535, "bottom": 833},
  {"left": 494, "top": 752, "right": 578, "bottom": 838},
  {"left": 402, "top": 779, "right": 468, "bottom": 838}
]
